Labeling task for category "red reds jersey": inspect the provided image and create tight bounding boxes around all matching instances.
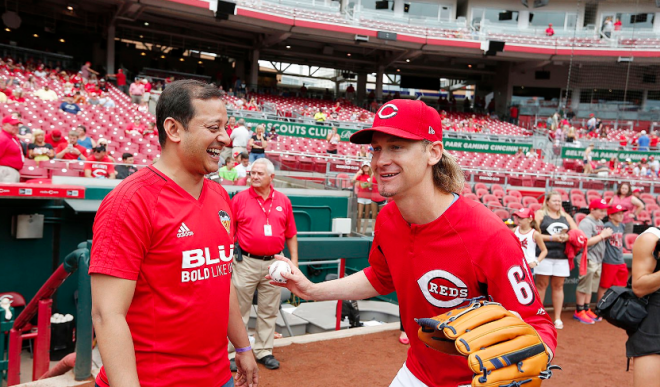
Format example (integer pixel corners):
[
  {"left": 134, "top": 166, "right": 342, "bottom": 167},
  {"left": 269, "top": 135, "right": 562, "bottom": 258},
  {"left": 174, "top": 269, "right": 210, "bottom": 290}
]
[
  {"left": 55, "top": 143, "right": 87, "bottom": 160},
  {"left": 0, "top": 129, "right": 24, "bottom": 170},
  {"left": 90, "top": 167, "right": 234, "bottom": 387},
  {"left": 231, "top": 186, "right": 297, "bottom": 256},
  {"left": 84, "top": 155, "right": 115, "bottom": 178},
  {"left": 364, "top": 197, "right": 556, "bottom": 387}
]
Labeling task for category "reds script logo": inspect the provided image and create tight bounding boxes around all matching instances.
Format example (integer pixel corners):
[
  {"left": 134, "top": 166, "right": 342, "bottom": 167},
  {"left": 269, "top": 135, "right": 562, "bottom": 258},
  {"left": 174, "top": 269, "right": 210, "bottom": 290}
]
[
  {"left": 520, "top": 238, "right": 528, "bottom": 249},
  {"left": 417, "top": 270, "right": 468, "bottom": 308}
]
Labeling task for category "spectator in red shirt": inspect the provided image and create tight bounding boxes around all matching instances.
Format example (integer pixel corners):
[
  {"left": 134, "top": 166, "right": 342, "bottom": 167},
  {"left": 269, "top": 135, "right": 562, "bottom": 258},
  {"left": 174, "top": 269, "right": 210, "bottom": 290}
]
[
  {"left": 0, "top": 115, "right": 24, "bottom": 182},
  {"left": 142, "top": 78, "right": 152, "bottom": 103},
  {"left": 125, "top": 116, "right": 147, "bottom": 136},
  {"left": 614, "top": 18, "right": 622, "bottom": 31},
  {"left": 650, "top": 131, "right": 659, "bottom": 151},
  {"left": 55, "top": 130, "right": 87, "bottom": 160},
  {"left": 0, "top": 78, "right": 13, "bottom": 98},
  {"left": 45, "top": 129, "right": 68, "bottom": 149},
  {"left": 509, "top": 105, "right": 519, "bottom": 125},
  {"left": 107, "top": 69, "right": 127, "bottom": 95},
  {"left": 8, "top": 88, "right": 25, "bottom": 104},
  {"left": 546, "top": 23, "right": 555, "bottom": 37},
  {"left": 84, "top": 145, "right": 116, "bottom": 179}
]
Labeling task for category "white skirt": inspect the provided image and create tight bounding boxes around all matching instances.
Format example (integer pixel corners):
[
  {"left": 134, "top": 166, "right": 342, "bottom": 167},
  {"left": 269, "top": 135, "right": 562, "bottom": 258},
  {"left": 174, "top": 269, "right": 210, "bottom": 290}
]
[{"left": 534, "top": 258, "right": 570, "bottom": 277}]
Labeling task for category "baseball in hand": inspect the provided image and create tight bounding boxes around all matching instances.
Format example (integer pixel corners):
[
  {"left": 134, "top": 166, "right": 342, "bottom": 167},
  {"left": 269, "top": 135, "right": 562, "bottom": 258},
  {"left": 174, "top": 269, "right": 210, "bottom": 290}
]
[{"left": 269, "top": 261, "right": 291, "bottom": 283}]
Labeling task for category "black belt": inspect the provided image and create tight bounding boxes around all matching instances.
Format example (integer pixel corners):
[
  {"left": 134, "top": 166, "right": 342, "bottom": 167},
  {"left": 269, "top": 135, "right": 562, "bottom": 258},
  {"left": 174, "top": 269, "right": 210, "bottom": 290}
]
[{"left": 243, "top": 252, "right": 275, "bottom": 260}]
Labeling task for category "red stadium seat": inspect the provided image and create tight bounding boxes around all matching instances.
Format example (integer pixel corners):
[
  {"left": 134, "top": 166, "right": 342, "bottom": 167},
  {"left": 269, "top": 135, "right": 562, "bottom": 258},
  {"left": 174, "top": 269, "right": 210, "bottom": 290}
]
[
  {"left": 482, "top": 194, "right": 499, "bottom": 205},
  {"left": 463, "top": 193, "right": 478, "bottom": 201},
  {"left": 476, "top": 188, "right": 489, "bottom": 199},
  {"left": 507, "top": 202, "right": 523, "bottom": 212},
  {"left": 637, "top": 210, "right": 651, "bottom": 225},
  {"left": 507, "top": 190, "right": 522, "bottom": 199},
  {"left": 646, "top": 203, "right": 660, "bottom": 213},
  {"left": 336, "top": 173, "right": 352, "bottom": 190},
  {"left": 572, "top": 196, "right": 587, "bottom": 209},
  {"left": 492, "top": 190, "right": 505, "bottom": 200},
  {"left": 474, "top": 183, "right": 488, "bottom": 192},
  {"left": 641, "top": 194, "right": 656, "bottom": 203},
  {"left": 493, "top": 209, "right": 509, "bottom": 220},
  {"left": 586, "top": 190, "right": 602, "bottom": 199},
  {"left": 603, "top": 191, "right": 615, "bottom": 200},
  {"left": 51, "top": 168, "right": 83, "bottom": 177},
  {"left": 522, "top": 197, "right": 538, "bottom": 207},
  {"left": 19, "top": 166, "right": 48, "bottom": 180},
  {"left": 624, "top": 233, "right": 639, "bottom": 251},
  {"left": 234, "top": 177, "right": 248, "bottom": 186},
  {"left": 503, "top": 195, "right": 521, "bottom": 205},
  {"left": 529, "top": 203, "right": 542, "bottom": 213},
  {"left": 491, "top": 184, "right": 504, "bottom": 193},
  {"left": 487, "top": 201, "right": 502, "bottom": 210},
  {"left": 574, "top": 213, "right": 587, "bottom": 225}
]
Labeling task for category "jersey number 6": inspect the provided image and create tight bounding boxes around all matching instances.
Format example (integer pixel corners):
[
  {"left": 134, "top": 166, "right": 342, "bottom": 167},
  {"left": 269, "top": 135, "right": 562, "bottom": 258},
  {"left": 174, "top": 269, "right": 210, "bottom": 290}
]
[{"left": 507, "top": 265, "right": 535, "bottom": 305}]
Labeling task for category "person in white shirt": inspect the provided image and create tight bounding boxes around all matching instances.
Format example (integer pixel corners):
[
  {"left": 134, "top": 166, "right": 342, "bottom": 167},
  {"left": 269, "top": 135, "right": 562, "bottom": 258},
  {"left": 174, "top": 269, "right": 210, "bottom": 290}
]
[
  {"left": 512, "top": 208, "right": 548, "bottom": 273},
  {"left": 650, "top": 156, "right": 660, "bottom": 174},
  {"left": 233, "top": 152, "right": 251, "bottom": 179},
  {"left": 34, "top": 85, "right": 58, "bottom": 101},
  {"left": 230, "top": 119, "right": 251, "bottom": 155}
]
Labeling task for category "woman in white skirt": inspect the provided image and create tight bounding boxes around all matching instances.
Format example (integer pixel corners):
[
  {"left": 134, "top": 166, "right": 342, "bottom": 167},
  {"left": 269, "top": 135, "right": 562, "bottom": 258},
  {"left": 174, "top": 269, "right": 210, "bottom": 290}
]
[{"left": 534, "top": 191, "right": 578, "bottom": 329}]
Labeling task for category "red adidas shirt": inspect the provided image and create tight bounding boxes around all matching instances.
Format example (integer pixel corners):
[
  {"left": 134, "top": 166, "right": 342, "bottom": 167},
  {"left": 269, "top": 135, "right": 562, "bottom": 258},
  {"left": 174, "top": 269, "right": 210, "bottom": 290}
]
[
  {"left": 84, "top": 155, "right": 115, "bottom": 178},
  {"left": 364, "top": 197, "right": 557, "bottom": 387},
  {"left": 231, "top": 186, "right": 297, "bottom": 256},
  {"left": 90, "top": 167, "right": 234, "bottom": 387}
]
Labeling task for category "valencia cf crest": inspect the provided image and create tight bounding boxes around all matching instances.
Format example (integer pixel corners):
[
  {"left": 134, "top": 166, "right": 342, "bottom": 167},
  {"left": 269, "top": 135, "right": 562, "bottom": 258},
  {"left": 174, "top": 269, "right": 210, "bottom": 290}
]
[{"left": 218, "top": 210, "right": 231, "bottom": 234}]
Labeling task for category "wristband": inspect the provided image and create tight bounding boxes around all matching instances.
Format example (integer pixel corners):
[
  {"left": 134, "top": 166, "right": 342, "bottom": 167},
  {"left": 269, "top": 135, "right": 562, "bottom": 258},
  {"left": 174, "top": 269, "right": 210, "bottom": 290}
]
[{"left": 235, "top": 345, "right": 252, "bottom": 353}]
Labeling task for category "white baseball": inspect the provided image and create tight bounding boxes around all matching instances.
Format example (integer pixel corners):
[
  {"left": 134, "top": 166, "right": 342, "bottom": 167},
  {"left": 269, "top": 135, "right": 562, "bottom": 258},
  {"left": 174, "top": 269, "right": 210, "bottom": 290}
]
[{"left": 269, "top": 261, "right": 291, "bottom": 283}]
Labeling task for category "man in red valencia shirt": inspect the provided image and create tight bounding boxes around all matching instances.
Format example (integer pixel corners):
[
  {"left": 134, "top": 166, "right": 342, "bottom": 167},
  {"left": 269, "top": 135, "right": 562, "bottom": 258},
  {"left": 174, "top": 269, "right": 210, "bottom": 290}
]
[
  {"left": 272, "top": 99, "right": 557, "bottom": 387},
  {"left": 89, "top": 80, "right": 258, "bottom": 387}
]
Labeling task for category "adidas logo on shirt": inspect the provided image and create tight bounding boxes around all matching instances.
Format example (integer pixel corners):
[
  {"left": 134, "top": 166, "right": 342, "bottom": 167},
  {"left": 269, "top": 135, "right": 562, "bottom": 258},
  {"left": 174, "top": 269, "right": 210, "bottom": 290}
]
[{"left": 177, "top": 223, "right": 194, "bottom": 238}]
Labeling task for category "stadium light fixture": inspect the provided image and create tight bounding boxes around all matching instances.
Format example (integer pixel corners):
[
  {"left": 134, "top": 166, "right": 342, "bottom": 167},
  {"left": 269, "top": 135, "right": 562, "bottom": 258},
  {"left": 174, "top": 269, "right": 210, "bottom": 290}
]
[
  {"left": 161, "top": 55, "right": 166, "bottom": 59},
  {"left": 4, "top": 28, "right": 10, "bottom": 32},
  {"left": 347, "top": 53, "right": 351, "bottom": 57},
  {"left": 59, "top": 38, "right": 65, "bottom": 43},
  {"left": 140, "top": 35, "right": 144, "bottom": 38},
  {"left": 198, "top": 61, "right": 203, "bottom": 64},
  {"left": 144, "top": 22, "right": 150, "bottom": 26},
  {"left": 396, "top": 68, "right": 400, "bottom": 72},
  {"left": 141, "top": 52, "right": 146, "bottom": 56},
  {"left": 406, "top": 59, "right": 410, "bottom": 62},
  {"left": 33, "top": 34, "right": 38, "bottom": 38},
  {"left": 286, "top": 45, "right": 291, "bottom": 49},
  {"left": 468, "top": 64, "right": 472, "bottom": 68},
  {"left": 67, "top": 5, "right": 74, "bottom": 11},
  {"left": 179, "top": 58, "right": 184, "bottom": 62}
]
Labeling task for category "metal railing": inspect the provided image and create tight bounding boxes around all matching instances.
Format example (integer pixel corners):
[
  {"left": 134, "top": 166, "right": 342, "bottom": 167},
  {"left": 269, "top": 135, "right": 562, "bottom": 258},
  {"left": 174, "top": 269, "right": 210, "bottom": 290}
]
[{"left": 7, "top": 241, "right": 92, "bottom": 385}]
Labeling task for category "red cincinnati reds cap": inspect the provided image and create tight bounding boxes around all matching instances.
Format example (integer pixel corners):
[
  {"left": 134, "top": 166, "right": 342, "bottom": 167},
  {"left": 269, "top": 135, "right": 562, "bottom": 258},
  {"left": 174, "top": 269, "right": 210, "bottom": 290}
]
[
  {"left": 608, "top": 204, "right": 625, "bottom": 215},
  {"left": 589, "top": 198, "right": 609, "bottom": 210},
  {"left": 350, "top": 99, "right": 442, "bottom": 144},
  {"left": 512, "top": 208, "right": 534, "bottom": 219}
]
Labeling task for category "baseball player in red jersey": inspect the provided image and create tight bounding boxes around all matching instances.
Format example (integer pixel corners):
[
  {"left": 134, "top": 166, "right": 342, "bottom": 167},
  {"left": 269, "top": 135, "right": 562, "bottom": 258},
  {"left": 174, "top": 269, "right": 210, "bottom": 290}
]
[
  {"left": 271, "top": 99, "right": 557, "bottom": 387},
  {"left": 89, "top": 80, "right": 258, "bottom": 387}
]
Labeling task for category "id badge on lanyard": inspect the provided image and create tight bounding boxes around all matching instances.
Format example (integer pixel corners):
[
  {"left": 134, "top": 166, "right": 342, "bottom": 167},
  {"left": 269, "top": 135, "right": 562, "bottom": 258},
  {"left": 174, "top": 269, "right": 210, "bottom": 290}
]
[
  {"left": 264, "top": 224, "right": 272, "bottom": 236},
  {"left": 257, "top": 191, "right": 274, "bottom": 237}
]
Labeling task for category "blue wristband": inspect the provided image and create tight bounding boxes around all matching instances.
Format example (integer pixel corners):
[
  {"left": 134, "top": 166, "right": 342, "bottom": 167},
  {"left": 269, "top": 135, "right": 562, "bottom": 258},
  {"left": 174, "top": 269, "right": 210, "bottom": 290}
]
[{"left": 235, "top": 345, "right": 252, "bottom": 353}]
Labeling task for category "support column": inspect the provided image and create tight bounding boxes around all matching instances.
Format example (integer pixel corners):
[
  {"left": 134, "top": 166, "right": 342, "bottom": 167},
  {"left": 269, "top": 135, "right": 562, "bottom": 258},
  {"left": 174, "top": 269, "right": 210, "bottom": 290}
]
[
  {"left": 106, "top": 24, "right": 116, "bottom": 75},
  {"left": 393, "top": 0, "right": 404, "bottom": 17},
  {"left": 518, "top": 10, "right": 530, "bottom": 29},
  {"left": 655, "top": 12, "right": 660, "bottom": 32},
  {"left": 570, "top": 88, "right": 581, "bottom": 111},
  {"left": 340, "top": 0, "right": 349, "bottom": 13},
  {"left": 375, "top": 65, "right": 384, "bottom": 101},
  {"left": 493, "top": 62, "right": 513, "bottom": 116},
  {"left": 357, "top": 72, "right": 367, "bottom": 105},
  {"left": 335, "top": 80, "right": 340, "bottom": 99},
  {"left": 249, "top": 49, "right": 259, "bottom": 92}
]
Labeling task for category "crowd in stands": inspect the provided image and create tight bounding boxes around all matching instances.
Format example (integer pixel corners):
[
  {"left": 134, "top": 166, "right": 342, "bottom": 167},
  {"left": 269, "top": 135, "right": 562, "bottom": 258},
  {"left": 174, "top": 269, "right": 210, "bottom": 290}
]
[{"left": 0, "top": 56, "right": 159, "bottom": 183}]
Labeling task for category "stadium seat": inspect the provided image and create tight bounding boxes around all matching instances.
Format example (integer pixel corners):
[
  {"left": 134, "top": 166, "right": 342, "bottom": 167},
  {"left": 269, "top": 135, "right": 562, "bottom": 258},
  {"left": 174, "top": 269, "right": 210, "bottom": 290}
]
[
  {"left": 463, "top": 193, "right": 478, "bottom": 201},
  {"left": 482, "top": 194, "right": 499, "bottom": 205},
  {"left": 529, "top": 203, "right": 542, "bottom": 213},
  {"left": 336, "top": 173, "right": 352, "bottom": 190},
  {"left": 572, "top": 196, "right": 587, "bottom": 209},
  {"left": 507, "top": 202, "right": 523, "bottom": 212},
  {"left": 51, "top": 169, "right": 83, "bottom": 177},
  {"left": 641, "top": 194, "right": 656, "bottom": 203},
  {"left": 491, "top": 184, "right": 504, "bottom": 193},
  {"left": 492, "top": 190, "right": 505, "bottom": 200},
  {"left": 19, "top": 166, "right": 48, "bottom": 180},
  {"left": 603, "top": 191, "right": 615, "bottom": 200},
  {"left": 522, "top": 197, "right": 538, "bottom": 207},
  {"left": 474, "top": 183, "right": 488, "bottom": 192},
  {"left": 486, "top": 201, "right": 502, "bottom": 211},
  {"left": 503, "top": 195, "right": 521, "bottom": 206},
  {"left": 654, "top": 217, "right": 660, "bottom": 228},
  {"left": 637, "top": 211, "right": 651, "bottom": 225},
  {"left": 646, "top": 203, "right": 660, "bottom": 213},
  {"left": 624, "top": 233, "right": 639, "bottom": 251},
  {"left": 234, "top": 177, "right": 248, "bottom": 186},
  {"left": 493, "top": 209, "right": 509, "bottom": 221},
  {"left": 586, "top": 190, "right": 602, "bottom": 199},
  {"left": 574, "top": 213, "right": 587, "bottom": 225},
  {"left": 507, "top": 190, "right": 522, "bottom": 199},
  {"left": 476, "top": 188, "right": 489, "bottom": 199}
]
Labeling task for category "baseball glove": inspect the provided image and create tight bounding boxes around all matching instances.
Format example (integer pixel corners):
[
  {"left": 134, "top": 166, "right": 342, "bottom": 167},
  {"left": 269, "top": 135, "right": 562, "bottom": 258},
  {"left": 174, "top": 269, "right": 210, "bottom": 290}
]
[{"left": 416, "top": 299, "right": 560, "bottom": 387}]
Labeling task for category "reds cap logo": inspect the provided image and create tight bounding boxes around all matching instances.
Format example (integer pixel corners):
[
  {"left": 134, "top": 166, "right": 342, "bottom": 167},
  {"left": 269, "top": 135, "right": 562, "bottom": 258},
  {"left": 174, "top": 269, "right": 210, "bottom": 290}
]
[
  {"left": 377, "top": 103, "right": 398, "bottom": 119},
  {"left": 417, "top": 270, "right": 469, "bottom": 308}
]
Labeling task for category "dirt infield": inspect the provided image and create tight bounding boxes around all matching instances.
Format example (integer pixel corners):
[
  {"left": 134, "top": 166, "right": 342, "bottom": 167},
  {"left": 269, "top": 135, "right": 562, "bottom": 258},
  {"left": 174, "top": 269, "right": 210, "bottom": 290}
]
[{"left": 254, "top": 310, "right": 632, "bottom": 386}]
